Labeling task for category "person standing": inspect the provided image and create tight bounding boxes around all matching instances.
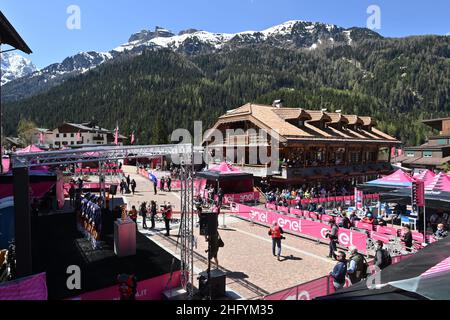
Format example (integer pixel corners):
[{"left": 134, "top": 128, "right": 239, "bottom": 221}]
[
  {"left": 153, "top": 180, "right": 158, "bottom": 195},
  {"left": 129, "top": 205, "right": 138, "bottom": 223},
  {"left": 206, "top": 231, "right": 222, "bottom": 270},
  {"left": 330, "top": 251, "right": 348, "bottom": 290},
  {"left": 326, "top": 219, "right": 339, "bottom": 260},
  {"left": 401, "top": 225, "right": 413, "bottom": 252},
  {"left": 374, "top": 240, "right": 392, "bottom": 270},
  {"left": 163, "top": 204, "right": 173, "bottom": 236},
  {"left": 167, "top": 176, "right": 172, "bottom": 192},
  {"left": 268, "top": 222, "right": 284, "bottom": 261},
  {"left": 347, "top": 247, "right": 368, "bottom": 285},
  {"left": 126, "top": 175, "right": 131, "bottom": 189},
  {"left": 131, "top": 179, "right": 137, "bottom": 195},
  {"left": 69, "top": 184, "right": 76, "bottom": 207},
  {"left": 140, "top": 202, "right": 148, "bottom": 229},
  {"left": 150, "top": 201, "right": 157, "bottom": 229},
  {"left": 340, "top": 212, "right": 352, "bottom": 229}
]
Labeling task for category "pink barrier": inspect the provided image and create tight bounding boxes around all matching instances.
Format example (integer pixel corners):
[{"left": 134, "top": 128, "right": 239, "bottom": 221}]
[
  {"left": 264, "top": 276, "right": 330, "bottom": 300},
  {"left": 266, "top": 203, "right": 277, "bottom": 211},
  {"left": 278, "top": 206, "right": 289, "bottom": 214},
  {"left": 264, "top": 253, "right": 413, "bottom": 300},
  {"left": 290, "top": 208, "right": 302, "bottom": 216},
  {"left": 70, "top": 271, "right": 181, "bottom": 300},
  {"left": 231, "top": 204, "right": 368, "bottom": 253},
  {"left": 376, "top": 225, "right": 399, "bottom": 236},
  {"left": 370, "top": 231, "right": 392, "bottom": 244},
  {"left": 0, "top": 273, "right": 48, "bottom": 300},
  {"left": 354, "top": 221, "right": 374, "bottom": 232},
  {"left": 321, "top": 215, "right": 333, "bottom": 223}
]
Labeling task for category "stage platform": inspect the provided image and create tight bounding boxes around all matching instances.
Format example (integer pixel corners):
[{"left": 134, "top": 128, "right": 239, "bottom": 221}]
[{"left": 31, "top": 212, "right": 181, "bottom": 300}]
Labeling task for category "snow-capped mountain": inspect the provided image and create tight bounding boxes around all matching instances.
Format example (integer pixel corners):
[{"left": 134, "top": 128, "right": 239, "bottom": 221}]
[
  {"left": 2, "top": 20, "right": 381, "bottom": 102},
  {"left": 1, "top": 52, "right": 37, "bottom": 86}
]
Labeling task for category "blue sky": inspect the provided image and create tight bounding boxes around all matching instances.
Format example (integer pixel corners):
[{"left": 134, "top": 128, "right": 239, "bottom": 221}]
[{"left": 2, "top": 0, "right": 450, "bottom": 69}]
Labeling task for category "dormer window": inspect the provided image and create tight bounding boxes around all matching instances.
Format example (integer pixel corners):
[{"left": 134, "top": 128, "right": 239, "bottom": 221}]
[{"left": 298, "top": 120, "right": 305, "bottom": 127}]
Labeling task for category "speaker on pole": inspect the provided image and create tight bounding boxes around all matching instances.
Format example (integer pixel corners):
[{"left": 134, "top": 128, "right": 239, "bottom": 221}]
[
  {"left": 109, "top": 184, "right": 118, "bottom": 196},
  {"left": 199, "top": 212, "right": 218, "bottom": 236}
]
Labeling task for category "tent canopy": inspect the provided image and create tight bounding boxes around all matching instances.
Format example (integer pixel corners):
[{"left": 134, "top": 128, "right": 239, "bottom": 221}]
[
  {"left": 196, "top": 162, "right": 253, "bottom": 182},
  {"left": 316, "top": 236, "right": 450, "bottom": 300},
  {"left": 425, "top": 172, "right": 450, "bottom": 192},
  {"left": 359, "top": 169, "right": 414, "bottom": 194},
  {"left": 414, "top": 170, "right": 436, "bottom": 185},
  {"left": 16, "top": 145, "right": 44, "bottom": 154}
]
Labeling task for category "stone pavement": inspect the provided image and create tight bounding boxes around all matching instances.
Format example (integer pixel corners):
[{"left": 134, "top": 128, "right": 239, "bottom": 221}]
[{"left": 121, "top": 166, "right": 336, "bottom": 300}]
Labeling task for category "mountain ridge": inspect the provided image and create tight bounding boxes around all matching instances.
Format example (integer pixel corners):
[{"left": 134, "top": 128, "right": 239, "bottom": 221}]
[{"left": 1, "top": 20, "right": 380, "bottom": 102}]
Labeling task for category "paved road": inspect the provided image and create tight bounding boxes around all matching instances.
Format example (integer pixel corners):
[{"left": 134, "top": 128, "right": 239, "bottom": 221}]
[{"left": 122, "top": 166, "right": 335, "bottom": 299}]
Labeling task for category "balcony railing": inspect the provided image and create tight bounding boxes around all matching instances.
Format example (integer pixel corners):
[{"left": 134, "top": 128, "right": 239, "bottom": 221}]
[{"left": 224, "top": 135, "right": 268, "bottom": 145}]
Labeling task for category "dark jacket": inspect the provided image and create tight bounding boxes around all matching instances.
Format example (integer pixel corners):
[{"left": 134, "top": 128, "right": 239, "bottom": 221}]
[
  {"left": 341, "top": 217, "right": 351, "bottom": 229},
  {"left": 402, "top": 231, "right": 413, "bottom": 249},
  {"left": 331, "top": 261, "right": 347, "bottom": 284}
]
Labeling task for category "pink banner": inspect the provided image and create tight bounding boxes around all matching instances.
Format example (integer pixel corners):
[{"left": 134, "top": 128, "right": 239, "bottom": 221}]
[
  {"left": 70, "top": 271, "right": 181, "bottom": 300},
  {"left": 223, "top": 191, "right": 259, "bottom": 204},
  {"left": 266, "top": 203, "right": 277, "bottom": 210},
  {"left": 231, "top": 204, "right": 367, "bottom": 253},
  {"left": 0, "top": 273, "right": 48, "bottom": 300}
]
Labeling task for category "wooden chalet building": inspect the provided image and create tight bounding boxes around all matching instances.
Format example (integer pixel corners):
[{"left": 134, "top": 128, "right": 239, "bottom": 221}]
[
  {"left": 204, "top": 103, "right": 401, "bottom": 184},
  {"left": 395, "top": 117, "right": 450, "bottom": 171}
]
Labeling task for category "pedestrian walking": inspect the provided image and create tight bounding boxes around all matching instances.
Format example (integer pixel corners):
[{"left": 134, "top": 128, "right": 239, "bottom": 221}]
[
  {"left": 131, "top": 179, "right": 137, "bottom": 195},
  {"left": 268, "top": 222, "right": 285, "bottom": 261}
]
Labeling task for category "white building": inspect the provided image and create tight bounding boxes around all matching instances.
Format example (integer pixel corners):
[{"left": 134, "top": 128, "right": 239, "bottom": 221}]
[{"left": 34, "top": 123, "right": 126, "bottom": 149}]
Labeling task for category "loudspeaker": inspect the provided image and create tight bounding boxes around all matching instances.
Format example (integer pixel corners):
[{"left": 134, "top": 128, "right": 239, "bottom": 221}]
[
  {"left": 199, "top": 213, "right": 218, "bottom": 236},
  {"left": 198, "top": 269, "right": 226, "bottom": 299},
  {"left": 109, "top": 185, "right": 118, "bottom": 196}
]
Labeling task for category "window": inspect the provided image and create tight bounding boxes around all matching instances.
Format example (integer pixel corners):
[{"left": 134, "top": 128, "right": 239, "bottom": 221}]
[
  {"left": 438, "top": 139, "right": 448, "bottom": 145},
  {"left": 71, "top": 141, "right": 74, "bottom": 145},
  {"left": 407, "top": 152, "right": 415, "bottom": 157},
  {"left": 63, "top": 134, "right": 67, "bottom": 138},
  {"left": 56, "top": 134, "right": 60, "bottom": 138},
  {"left": 71, "top": 133, "right": 74, "bottom": 138},
  {"left": 424, "top": 151, "right": 433, "bottom": 158}
]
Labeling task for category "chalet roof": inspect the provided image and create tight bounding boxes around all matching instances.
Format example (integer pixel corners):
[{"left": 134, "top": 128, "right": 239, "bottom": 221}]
[
  {"left": 307, "top": 111, "right": 332, "bottom": 122},
  {"left": 344, "top": 115, "right": 364, "bottom": 125},
  {"left": 359, "top": 116, "right": 377, "bottom": 127},
  {"left": 215, "top": 103, "right": 400, "bottom": 144},
  {"left": 326, "top": 113, "right": 349, "bottom": 124},
  {"left": 272, "top": 108, "right": 311, "bottom": 121},
  {"left": 422, "top": 118, "right": 450, "bottom": 131}
]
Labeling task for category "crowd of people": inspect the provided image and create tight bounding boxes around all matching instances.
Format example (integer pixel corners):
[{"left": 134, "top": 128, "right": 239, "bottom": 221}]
[
  {"left": 120, "top": 175, "right": 137, "bottom": 195},
  {"left": 263, "top": 181, "right": 353, "bottom": 206}
]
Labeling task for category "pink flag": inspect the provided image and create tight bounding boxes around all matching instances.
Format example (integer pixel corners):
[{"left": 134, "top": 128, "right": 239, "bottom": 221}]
[
  {"left": 391, "top": 147, "right": 396, "bottom": 158},
  {"left": 39, "top": 132, "right": 45, "bottom": 144},
  {"left": 76, "top": 131, "right": 81, "bottom": 143},
  {"left": 114, "top": 126, "right": 119, "bottom": 145},
  {"left": 131, "top": 131, "right": 135, "bottom": 145},
  {"left": 397, "top": 149, "right": 403, "bottom": 156}
]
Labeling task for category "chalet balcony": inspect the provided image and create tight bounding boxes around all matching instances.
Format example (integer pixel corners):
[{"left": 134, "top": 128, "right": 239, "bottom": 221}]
[
  {"left": 277, "top": 162, "right": 392, "bottom": 180},
  {"left": 92, "top": 135, "right": 105, "bottom": 141},
  {"left": 224, "top": 134, "right": 269, "bottom": 146}
]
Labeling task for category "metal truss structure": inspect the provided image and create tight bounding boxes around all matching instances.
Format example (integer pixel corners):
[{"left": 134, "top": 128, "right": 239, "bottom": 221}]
[
  {"left": 10, "top": 144, "right": 200, "bottom": 296},
  {"left": 178, "top": 152, "right": 196, "bottom": 299},
  {"left": 10, "top": 144, "right": 195, "bottom": 168}
]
